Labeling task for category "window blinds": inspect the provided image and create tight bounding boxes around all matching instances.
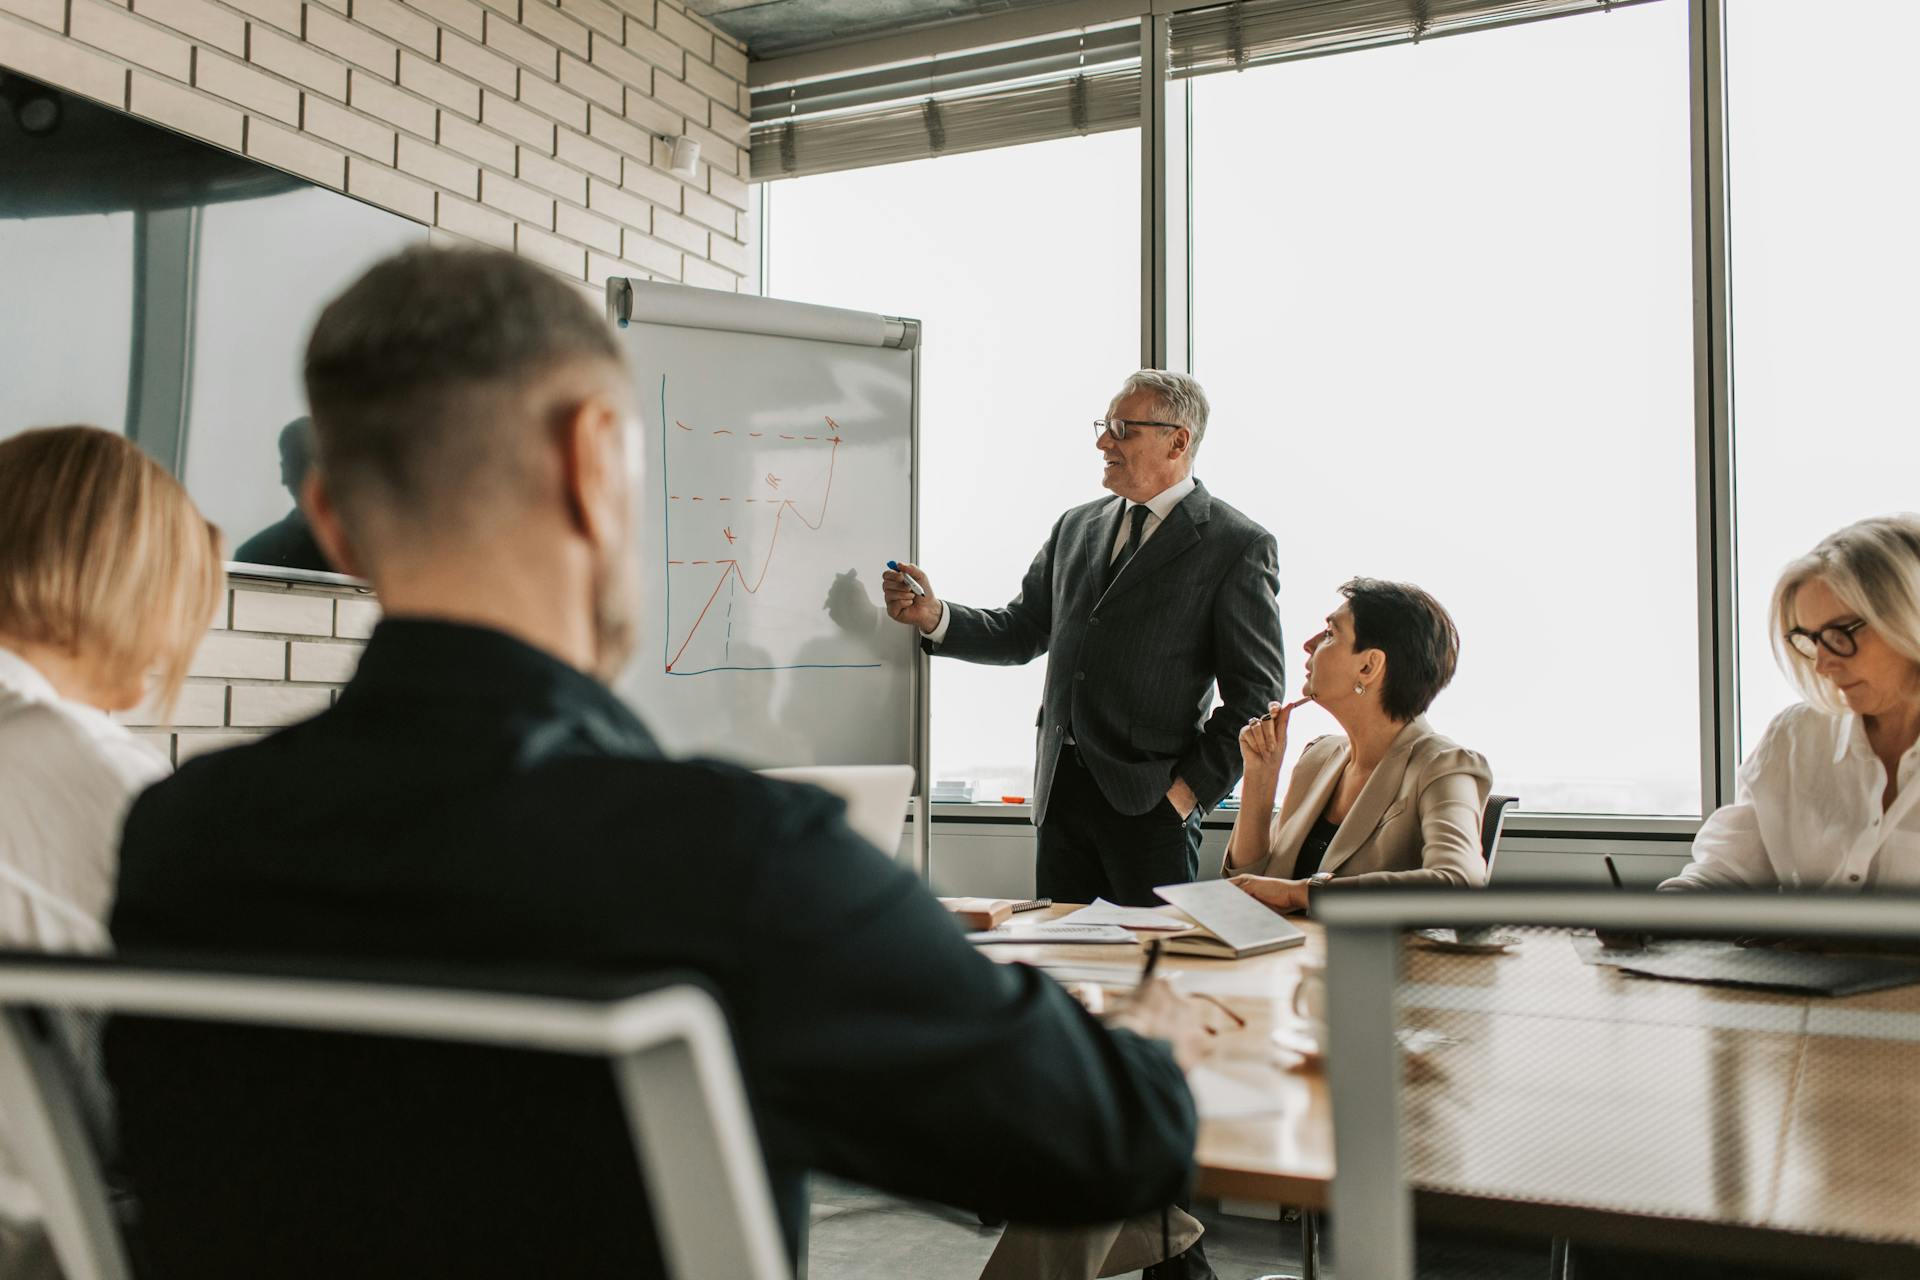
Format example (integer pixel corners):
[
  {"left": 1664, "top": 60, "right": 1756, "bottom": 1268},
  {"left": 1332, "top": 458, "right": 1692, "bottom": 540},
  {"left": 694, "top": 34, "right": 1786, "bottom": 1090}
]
[
  {"left": 1168, "top": 0, "right": 1660, "bottom": 78},
  {"left": 750, "top": 26, "right": 1141, "bottom": 181},
  {"left": 749, "top": 0, "right": 1661, "bottom": 180}
]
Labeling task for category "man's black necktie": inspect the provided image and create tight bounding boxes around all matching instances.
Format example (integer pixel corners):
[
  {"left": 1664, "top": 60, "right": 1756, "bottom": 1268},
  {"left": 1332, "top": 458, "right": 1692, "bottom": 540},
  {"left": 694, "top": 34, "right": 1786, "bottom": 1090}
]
[{"left": 1106, "top": 502, "right": 1152, "bottom": 587}]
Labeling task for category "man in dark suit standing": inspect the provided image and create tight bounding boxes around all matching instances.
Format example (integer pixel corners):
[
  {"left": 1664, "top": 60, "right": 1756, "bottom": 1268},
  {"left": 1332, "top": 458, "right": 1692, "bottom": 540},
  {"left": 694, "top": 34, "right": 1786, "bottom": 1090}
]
[{"left": 885, "top": 372, "right": 1285, "bottom": 908}]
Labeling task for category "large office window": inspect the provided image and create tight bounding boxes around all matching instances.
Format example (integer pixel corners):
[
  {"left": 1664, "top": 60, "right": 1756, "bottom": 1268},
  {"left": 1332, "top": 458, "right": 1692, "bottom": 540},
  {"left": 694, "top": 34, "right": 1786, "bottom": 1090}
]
[
  {"left": 763, "top": 130, "right": 1140, "bottom": 794},
  {"left": 1188, "top": 0, "right": 1698, "bottom": 815},
  {"left": 1726, "top": 1, "right": 1920, "bottom": 756}
]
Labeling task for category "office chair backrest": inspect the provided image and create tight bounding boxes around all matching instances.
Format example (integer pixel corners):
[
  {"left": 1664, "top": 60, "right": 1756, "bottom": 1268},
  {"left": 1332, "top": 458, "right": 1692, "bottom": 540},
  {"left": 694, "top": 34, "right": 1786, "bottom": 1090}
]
[
  {"left": 1481, "top": 795, "right": 1518, "bottom": 880},
  {"left": 0, "top": 955, "right": 790, "bottom": 1280}
]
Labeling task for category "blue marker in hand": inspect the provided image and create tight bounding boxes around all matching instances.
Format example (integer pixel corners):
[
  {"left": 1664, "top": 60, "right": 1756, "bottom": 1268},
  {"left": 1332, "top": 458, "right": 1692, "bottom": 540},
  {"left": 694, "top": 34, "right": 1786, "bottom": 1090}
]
[{"left": 887, "top": 560, "right": 926, "bottom": 596}]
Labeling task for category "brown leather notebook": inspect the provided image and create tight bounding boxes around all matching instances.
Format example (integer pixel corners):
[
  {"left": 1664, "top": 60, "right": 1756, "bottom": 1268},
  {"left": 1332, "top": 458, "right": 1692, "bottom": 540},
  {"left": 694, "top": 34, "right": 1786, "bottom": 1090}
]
[{"left": 938, "top": 897, "right": 1018, "bottom": 929}]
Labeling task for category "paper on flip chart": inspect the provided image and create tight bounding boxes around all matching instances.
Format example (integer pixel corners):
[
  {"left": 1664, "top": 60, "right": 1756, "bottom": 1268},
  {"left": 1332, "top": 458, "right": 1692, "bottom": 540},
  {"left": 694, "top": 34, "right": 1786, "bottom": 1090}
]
[
  {"left": 1056, "top": 898, "right": 1193, "bottom": 931},
  {"left": 966, "top": 924, "right": 1140, "bottom": 945},
  {"left": 1188, "top": 1065, "right": 1286, "bottom": 1120}
]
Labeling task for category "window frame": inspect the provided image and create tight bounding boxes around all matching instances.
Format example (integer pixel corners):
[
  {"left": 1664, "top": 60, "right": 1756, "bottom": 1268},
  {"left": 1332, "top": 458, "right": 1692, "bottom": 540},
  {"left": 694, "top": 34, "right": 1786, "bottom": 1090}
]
[{"left": 754, "top": 0, "right": 1751, "bottom": 838}]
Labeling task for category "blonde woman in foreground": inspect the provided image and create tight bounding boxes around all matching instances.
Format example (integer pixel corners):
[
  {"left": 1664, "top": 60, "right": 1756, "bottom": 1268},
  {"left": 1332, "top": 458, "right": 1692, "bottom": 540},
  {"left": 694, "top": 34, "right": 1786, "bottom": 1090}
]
[
  {"left": 0, "top": 425, "right": 223, "bottom": 1277},
  {"left": 1664, "top": 514, "right": 1920, "bottom": 891}
]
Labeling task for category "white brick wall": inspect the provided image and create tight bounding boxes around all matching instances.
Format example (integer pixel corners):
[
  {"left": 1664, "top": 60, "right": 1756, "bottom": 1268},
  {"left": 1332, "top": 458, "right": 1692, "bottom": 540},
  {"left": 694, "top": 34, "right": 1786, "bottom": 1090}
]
[
  {"left": 2, "top": 0, "right": 751, "bottom": 290},
  {"left": 14, "top": 0, "right": 753, "bottom": 765},
  {"left": 116, "top": 582, "right": 378, "bottom": 763}
]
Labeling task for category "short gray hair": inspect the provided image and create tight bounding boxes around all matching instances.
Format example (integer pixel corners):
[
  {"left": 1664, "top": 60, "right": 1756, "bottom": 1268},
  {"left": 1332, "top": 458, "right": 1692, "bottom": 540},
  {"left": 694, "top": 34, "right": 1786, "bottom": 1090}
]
[
  {"left": 1112, "top": 369, "right": 1209, "bottom": 459},
  {"left": 1770, "top": 513, "right": 1920, "bottom": 712}
]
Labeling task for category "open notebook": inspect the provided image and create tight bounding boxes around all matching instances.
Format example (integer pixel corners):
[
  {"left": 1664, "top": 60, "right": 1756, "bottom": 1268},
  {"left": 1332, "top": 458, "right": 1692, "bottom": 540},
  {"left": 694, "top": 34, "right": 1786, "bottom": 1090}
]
[{"left": 1152, "top": 880, "right": 1306, "bottom": 959}]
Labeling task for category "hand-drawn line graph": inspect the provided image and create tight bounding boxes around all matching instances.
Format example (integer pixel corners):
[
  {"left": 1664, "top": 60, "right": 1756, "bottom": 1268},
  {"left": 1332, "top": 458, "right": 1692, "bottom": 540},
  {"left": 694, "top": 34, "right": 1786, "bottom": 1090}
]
[{"left": 659, "top": 374, "right": 883, "bottom": 676}]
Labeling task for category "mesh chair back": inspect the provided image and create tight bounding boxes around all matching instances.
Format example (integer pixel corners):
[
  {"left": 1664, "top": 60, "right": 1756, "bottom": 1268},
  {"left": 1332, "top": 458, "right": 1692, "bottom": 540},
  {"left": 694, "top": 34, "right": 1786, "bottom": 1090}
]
[{"left": 1480, "top": 794, "right": 1518, "bottom": 879}]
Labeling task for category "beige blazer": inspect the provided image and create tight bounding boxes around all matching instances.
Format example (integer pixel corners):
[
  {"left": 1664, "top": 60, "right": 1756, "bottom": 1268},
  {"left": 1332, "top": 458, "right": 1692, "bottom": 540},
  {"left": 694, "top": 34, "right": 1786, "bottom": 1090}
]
[{"left": 1225, "top": 717, "right": 1492, "bottom": 888}]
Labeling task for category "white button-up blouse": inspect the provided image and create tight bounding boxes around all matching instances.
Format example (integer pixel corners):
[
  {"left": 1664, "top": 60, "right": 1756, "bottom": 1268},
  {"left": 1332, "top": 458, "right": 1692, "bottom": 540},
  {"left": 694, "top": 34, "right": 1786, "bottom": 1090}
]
[
  {"left": 0, "top": 647, "right": 168, "bottom": 951},
  {"left": 1662, "top": 701, "right": 1920, "bottom": 891}
]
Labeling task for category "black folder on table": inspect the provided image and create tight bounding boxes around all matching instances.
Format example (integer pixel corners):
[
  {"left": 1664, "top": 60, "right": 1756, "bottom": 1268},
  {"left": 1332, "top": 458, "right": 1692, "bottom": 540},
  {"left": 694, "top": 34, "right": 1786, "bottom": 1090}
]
[{"left": 1573, "top": 934, "right": 1920, "bottom": 997}]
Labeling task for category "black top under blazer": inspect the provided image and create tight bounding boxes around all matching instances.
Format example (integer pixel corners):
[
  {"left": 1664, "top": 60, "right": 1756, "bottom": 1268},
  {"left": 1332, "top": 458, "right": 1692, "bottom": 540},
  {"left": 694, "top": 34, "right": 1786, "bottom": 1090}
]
[{"left": 934, "top": 479, "right": 1286, "bottom": 824}]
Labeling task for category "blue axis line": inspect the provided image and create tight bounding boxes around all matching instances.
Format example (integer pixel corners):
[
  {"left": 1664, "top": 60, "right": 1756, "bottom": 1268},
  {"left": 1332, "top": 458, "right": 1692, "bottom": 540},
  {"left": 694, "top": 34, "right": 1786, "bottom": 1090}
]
[{"left": 669, "top": 663, "right": 884, "bottom": 676}]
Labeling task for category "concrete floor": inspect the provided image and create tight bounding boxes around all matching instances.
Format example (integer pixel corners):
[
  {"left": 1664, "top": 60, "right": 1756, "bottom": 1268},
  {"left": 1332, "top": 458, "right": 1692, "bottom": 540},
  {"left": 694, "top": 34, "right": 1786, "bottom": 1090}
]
[{"left": 806, "top": 1177, "right": 1551, "bottom": 1280}]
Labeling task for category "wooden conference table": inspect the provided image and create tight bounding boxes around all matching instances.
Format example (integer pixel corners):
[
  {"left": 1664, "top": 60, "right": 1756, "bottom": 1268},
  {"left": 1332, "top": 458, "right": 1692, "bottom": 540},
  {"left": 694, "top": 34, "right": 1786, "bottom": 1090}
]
[{"left": 978, "top": 906, "right": 1920, "bottom": 1267}]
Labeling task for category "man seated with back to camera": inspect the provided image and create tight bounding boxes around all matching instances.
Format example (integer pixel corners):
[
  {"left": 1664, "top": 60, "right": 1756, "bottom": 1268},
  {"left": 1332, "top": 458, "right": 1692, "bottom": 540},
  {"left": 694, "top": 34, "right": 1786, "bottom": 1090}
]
[{"left": 104, "top": 246, "right": 1213, "bottom": 1278}]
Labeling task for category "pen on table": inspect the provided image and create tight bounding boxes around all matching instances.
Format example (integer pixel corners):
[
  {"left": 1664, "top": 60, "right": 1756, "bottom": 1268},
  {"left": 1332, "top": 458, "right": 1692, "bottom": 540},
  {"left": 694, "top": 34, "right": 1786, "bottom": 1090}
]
[
  {"left": 1194, "top": 992, "right": 1246, "bottom": 1028},
  {"left": 1595, "top": 854, "right": 1649, "bottom": 950},
  {"left": 886, "top": 560, "right": 926, "bottom": 596},
  {"left": 1138, "top": 937, "right": 1164, "bottom": 985}
]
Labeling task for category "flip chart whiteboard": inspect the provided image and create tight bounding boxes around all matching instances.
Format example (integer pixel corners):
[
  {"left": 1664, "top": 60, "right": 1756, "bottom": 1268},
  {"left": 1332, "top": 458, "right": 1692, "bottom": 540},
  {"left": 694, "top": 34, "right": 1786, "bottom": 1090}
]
[{"left": 606, "top": 279, "right": 922, "bottom": 779}]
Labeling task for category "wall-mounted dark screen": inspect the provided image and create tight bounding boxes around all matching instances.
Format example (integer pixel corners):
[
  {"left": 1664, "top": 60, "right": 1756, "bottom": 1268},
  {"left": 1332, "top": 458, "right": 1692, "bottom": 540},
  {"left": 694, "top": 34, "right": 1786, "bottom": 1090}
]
[{"left": 0, "top": 68, "right": 428, "bottom": 582}]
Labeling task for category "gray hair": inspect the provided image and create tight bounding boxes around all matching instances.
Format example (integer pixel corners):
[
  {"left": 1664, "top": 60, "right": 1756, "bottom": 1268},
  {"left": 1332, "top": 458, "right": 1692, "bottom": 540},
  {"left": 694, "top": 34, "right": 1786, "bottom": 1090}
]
[
  {"left": 1770, "top": 512, "right": 1920, "bottom": 712},
  {"left": 1112, "top": 369, "right": 1209, "bottom": 460}
]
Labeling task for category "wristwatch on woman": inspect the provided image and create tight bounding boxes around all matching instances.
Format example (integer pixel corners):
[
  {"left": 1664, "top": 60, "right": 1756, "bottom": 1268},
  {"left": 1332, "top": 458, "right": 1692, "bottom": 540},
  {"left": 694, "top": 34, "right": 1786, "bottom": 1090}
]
[{"left": 1305, "top": 871, "right": 1335, "bottom": 908}]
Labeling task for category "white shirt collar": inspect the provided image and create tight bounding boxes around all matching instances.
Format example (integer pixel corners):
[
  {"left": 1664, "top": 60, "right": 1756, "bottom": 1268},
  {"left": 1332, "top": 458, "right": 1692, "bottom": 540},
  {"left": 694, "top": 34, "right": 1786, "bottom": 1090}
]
[
  {"left": 0, "top": 647, "right": 61, "bottom": 706},
  {"left": 1131, "top": 473, "right": 1197, "bottom": 521},
  {"left": 1832, "top": 708, "right": 1920, "bottom": 768},
  {"left": 1833, "top": 711, "right": 1863, "bottom": 765}
]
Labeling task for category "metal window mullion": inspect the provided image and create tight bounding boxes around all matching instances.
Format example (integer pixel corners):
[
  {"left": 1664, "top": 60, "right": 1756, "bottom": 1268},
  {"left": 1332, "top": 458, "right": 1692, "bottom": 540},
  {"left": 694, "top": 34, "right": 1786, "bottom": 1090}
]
[
  {"left": 1325, "top": 923, "right": 1412, "bottom": 1280},
  {"left": 1689, "top": 0, "right": 1738, "bottom": 816},
  {"left": 1141, "top": 14, "right": 1170, "bottom": 368}
]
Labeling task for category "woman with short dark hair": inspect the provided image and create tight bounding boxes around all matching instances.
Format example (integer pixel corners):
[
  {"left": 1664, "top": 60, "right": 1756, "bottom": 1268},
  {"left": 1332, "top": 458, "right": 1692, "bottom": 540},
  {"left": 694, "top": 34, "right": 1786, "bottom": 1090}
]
[{"left": 1225, "top": 577, "right": 1492, "bottom": 913}]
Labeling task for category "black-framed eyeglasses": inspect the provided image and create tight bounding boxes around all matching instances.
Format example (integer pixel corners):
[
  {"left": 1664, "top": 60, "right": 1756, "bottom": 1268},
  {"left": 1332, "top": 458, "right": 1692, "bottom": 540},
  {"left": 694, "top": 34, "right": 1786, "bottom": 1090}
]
[
  {"left": 1093, "top": 417, "right": 1184, "bottom": 442},
  {"left": 1785, "top": 618, "right": 1868, "bottom": 659}
]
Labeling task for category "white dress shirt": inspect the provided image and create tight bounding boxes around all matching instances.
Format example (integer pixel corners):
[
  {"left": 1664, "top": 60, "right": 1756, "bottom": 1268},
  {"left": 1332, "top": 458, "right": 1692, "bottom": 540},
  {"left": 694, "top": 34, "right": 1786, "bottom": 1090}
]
[
  {"left": 0, "top": 647, "right": 167, "bottom": 951},
  {"left": 1662, "top": 701, "right": 1920, "bottom": 891},
  {"left": 0, "top": 647, "right": 167, "bottom": 1258},
  {"left": 926, "top": 474, "right": 1197, "bottom": 645}
]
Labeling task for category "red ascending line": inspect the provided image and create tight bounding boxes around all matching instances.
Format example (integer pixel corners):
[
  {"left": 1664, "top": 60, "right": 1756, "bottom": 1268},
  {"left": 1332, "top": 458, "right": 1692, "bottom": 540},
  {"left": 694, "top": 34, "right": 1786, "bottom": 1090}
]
[{"left": 665, "top": 428, "right": 842, "bottom": 672}]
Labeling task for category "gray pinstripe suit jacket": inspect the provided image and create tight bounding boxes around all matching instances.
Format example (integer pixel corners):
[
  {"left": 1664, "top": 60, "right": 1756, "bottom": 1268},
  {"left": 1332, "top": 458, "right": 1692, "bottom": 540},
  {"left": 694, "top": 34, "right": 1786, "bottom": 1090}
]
[{"left": 932, "top": 479, "right": 1285, "bottom": 825}]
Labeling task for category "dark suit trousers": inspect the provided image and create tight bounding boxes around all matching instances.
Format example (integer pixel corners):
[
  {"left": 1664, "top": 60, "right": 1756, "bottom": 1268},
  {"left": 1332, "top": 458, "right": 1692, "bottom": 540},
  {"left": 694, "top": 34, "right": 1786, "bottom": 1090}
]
[{"left": 1037, "top": 747, "right": 1202, "bottom": 909}]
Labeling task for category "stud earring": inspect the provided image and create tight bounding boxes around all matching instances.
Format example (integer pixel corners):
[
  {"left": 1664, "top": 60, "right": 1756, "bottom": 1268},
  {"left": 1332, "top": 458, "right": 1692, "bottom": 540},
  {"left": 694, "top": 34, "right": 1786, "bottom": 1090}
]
[{"left": 1354, "top": 682, "right": 1366, "bottom": 695}]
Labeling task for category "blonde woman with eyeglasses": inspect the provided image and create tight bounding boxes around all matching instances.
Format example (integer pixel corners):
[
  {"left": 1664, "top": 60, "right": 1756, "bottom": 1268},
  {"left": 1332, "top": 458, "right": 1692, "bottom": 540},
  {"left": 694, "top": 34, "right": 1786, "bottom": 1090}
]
[{"left": 1664, "top": 514, "right": 1920, "bottom": 891}]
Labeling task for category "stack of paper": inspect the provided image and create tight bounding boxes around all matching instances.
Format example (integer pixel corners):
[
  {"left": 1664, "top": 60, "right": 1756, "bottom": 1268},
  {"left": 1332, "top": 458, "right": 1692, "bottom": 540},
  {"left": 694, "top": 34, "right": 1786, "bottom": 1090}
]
[
  {"left": 967, "top": 924, "right": 1139, "bottom": 946},
  {"left": 931, "top": 780, "right": 975, "bottom": 803},
  {"left": 1055, "top": 899, "right": 1192, "bottom": 931}
]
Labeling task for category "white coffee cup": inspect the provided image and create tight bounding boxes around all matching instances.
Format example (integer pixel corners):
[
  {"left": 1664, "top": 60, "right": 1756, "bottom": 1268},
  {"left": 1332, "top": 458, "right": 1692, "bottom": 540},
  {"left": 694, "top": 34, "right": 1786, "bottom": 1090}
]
[{"left": 1290, "top": 961, "right": 1327, "bottom": 1052}]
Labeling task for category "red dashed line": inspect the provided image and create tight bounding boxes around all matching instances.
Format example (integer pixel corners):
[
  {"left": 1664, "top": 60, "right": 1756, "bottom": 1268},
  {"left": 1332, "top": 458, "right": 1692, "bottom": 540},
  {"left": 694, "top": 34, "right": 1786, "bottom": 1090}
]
[
  {"left": 675, "top": 421, "right": 693, "bottom": 432},
  {"left": 713, "top": 429, "right": 734, "bottom": 436}
]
